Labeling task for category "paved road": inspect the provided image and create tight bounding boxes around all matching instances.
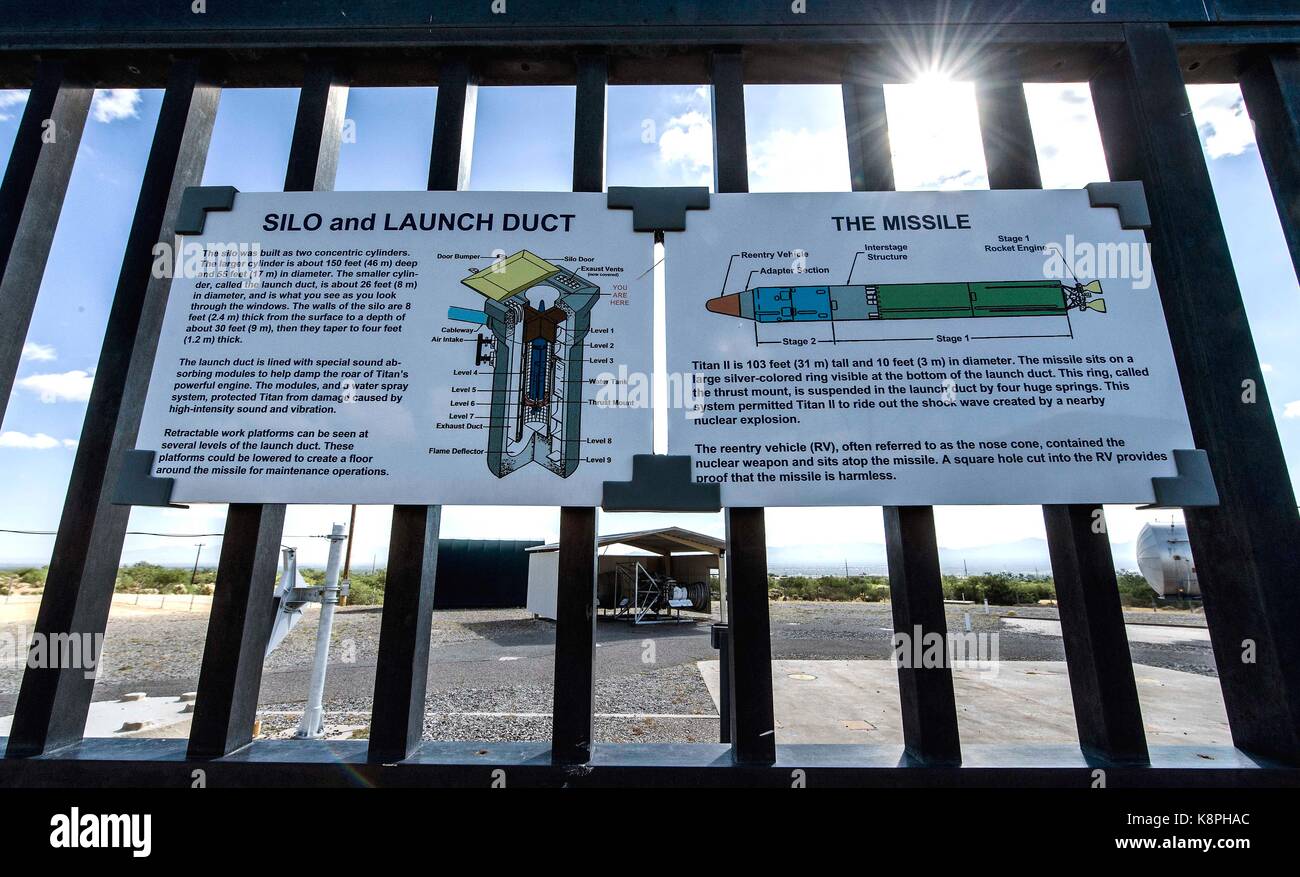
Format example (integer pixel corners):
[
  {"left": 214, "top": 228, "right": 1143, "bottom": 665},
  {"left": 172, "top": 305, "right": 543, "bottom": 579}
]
[{"left": 0, "top": 601, "right": 1216, "bottom": 722}]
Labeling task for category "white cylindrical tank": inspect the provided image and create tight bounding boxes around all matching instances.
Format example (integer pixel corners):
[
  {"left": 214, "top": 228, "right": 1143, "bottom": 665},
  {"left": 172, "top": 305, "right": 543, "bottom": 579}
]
[{"left": 1135, "top": 523, "right": 1199, "bottom": 597}]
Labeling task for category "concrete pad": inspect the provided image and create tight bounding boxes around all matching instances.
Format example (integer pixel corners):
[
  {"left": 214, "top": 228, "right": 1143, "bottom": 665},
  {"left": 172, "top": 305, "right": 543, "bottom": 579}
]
[
  {"left": 1001, "top": 616, "right": 1211, "bottom": 645},
  {"left": 698, "top": 659, "right": 1231, "bottom": 746},
  {"left": 0, "top": 694, "right": 194, "bottom": 739}
]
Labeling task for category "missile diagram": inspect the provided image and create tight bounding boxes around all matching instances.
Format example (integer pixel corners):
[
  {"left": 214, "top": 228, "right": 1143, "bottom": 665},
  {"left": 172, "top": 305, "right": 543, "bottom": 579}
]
[
  {"left": 449, "top": 250, "right": 598, "bottom": 479},
  {"left": 706, "top": 279, "right": 1106, "bottom": 324}
]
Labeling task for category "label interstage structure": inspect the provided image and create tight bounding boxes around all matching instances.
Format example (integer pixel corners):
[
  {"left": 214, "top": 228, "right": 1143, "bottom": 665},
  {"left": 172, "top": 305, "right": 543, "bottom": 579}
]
[
  {"left": 135, "top": 191, "right": 654, "bottom": 505},
  {"left": 665, "top": 190, "right": 1197, "bottom": 506}
]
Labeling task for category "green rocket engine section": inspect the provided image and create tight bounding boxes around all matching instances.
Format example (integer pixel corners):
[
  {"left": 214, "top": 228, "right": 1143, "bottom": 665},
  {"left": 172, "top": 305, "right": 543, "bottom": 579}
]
[
  {"left": 705, "top": 279, "right": 1106, "bottom": 323},
  {"left": 452, "top": 250, "right": 598, "bottom": 479}
]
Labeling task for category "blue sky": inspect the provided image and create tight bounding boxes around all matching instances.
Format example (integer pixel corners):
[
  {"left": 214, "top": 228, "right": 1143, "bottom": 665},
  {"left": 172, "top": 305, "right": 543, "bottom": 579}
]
[{"left": 0, "top": 80, "right": 1295, "bottom": 569}]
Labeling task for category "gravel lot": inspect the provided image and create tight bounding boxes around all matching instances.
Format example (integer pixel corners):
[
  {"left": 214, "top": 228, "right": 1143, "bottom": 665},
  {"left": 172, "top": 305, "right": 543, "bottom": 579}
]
[{"left": 0, "top": 600, "right": 1216, "bottom": 743}]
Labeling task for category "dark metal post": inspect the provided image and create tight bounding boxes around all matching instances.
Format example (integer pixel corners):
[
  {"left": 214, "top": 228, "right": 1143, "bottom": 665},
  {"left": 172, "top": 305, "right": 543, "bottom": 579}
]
[
  {"left": 0, "top": 60, "right": 92, "bottom": 424},
  {"left": 283, "top": 59, "right": 350, "bottom": 193},
  {"left": 710, "top": 622, "right": 732, "bottom": 744},
  {"left": 1042, "top": 505, "right": 1148, "bottom": 763},
  {"left": 974, "top": 80, "right": 1043, "bottom": 190},
  {"left": 428, "top": 55, "right": 478, "bottom": 193},
  {"left": 7, "top": 59, "right": 220, "bottom": 757},
  {"left": 367, "top": 55, "right": 474, "bottom": 761},
  {"left": 976, "top": 79, "right": 1148, "bottom": 764},
  {"left": 369, "top": 505, "right": 440, "bottom": 761},
  {"left": 1092, "top": 23, "right": 1300, "bottom": 764},
  {"left": 551, "top": 506, "right": 598, "bottom": 764},
  {"left": 189, "top": 59, "right": 349, "bottom": 759},
  {"left": 842, "top": 59, "right": 895, "bottom": 194},
  {"left": 842, "top": 57, "right": 961, "bottom": 766},
  {"left": 1239, "top": 51, "right": 1300, "bottom": 282},
  {"left": 884, "top": 506, "right": 962, "bottom": 765},
  {"left": 549, "top": 54, "right": 606, "bottom": 765},
  {"left": 712, "top": 48, "right": 776, "bottom": 764},
  {"left": 723, "top": 506, "right": 776, "bottom": 763},
  {"left": 188, "top": 504, "right": 287, "bottom": 758},
  {"left": 572, "top": 53, "right": 607, "bottom": 194}
]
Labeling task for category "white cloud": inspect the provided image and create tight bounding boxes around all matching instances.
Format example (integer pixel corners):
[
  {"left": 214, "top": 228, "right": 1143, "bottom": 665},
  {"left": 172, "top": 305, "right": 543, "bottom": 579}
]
[
  {"left": 1187, "top": 84, "right": 1255, "bottom": 160},
  {"left": 1262, "top": 362, "right": 1274, "bottom": 373},
  {"left": 884, "top": 81, "right": 988, "bottom": 190},
  {"left": 0, "top": 89, "right": 28, "bottom": 122},
  {"left": 20, "top": 341, "right": 56, "bottom": 362},
  {"left": 0, "top": 430, "right": 76, "bottom": 450},
  {"left": 16, "top": 369, "right": 94, "bottom": 403},
  {"left": 748, "top": 127, "right": 850, "bottom": 192},
  {"left": 91, "top": 88, "right": 142, "bottom": 124},
  {"left": 1283, "top": 401, "right": 1300, "bottom": 419},
  {"left": 657, "top": 110, "right": 713, "bottom": 184},
  {"left": 1023, "top": 84, "right": 1110, "bottom": 189}
]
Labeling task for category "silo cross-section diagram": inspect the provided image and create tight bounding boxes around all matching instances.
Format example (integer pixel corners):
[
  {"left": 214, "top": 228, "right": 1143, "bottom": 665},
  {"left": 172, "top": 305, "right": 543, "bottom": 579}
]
[{"left": 451, "top": 250, "right": 599, "bottom": 479}]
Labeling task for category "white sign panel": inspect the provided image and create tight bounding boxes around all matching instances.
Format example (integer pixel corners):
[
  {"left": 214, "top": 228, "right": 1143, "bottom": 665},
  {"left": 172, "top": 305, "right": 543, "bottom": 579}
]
[
  {"left": 665, "top": 190, "right": 1196, "bottom": 506},
  {"left": 136, "top": 191, "right": 653, "bottom": 505}
]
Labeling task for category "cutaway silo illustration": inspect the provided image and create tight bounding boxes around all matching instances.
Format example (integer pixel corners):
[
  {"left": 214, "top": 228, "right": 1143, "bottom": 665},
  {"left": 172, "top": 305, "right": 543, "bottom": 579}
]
[{"left": 449, "top": 250, "right": 599, "bottom": 479}]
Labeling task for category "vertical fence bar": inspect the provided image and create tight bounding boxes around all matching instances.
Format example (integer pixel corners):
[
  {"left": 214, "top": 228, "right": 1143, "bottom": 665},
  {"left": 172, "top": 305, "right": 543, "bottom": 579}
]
[
  {"left": 551, "top": 506, "right": 598, "bottom": 764},
  {"left": 843, "top": 56, "right": 961, "bottom": 766},
  {"left": 0, "top": 60, "right": 92, "bottom": 423},
  {"left": 883, "top": 506, "right": 962, "bottom": 765},
  {"left": 7, "top": 58, "right": 220, "bottom": 757},
  {"left": 974, "top": 80, "right": 1043, "bottom": 190},
  {"left": 976, "top": 79, "right": 1148, "bottom": 764},
  {"left": 1042, "top": 505, "right": 1148, "bottom": 762},
  {"left": 572, "top": 53, "right": 607, "bottom": 194},
  {"left": 188, "top": 505, "right": 287, "bottom": 757},
  {"left": 712, "top": 47, "right": 777, "bottom": 764},
  {"left": 550, "top": 53, "right": 605, "bottom": 766},
  {"left": 1239, "top": 52, "right": 1300, "bottom": 282},
  {"left": 283, "top": 59, "right": 350, "bottom": 193},
  {"left": 1092, "top": 23, "right": 1300, "bottom": 764},
  {"left": 369, "top": 505, "right": 441, "bottom": 761},
  {"left": 427, "top": 55, "right": 478, "bottom": 193},
  {"left": 189, "top": 58, "right": 349, "bottom": 758},
  {"left": 367, "top": 55, "right": 476, "bottom": 761},
  {"left": 842, "top": 59, "right": 894, "bottom": 194}
]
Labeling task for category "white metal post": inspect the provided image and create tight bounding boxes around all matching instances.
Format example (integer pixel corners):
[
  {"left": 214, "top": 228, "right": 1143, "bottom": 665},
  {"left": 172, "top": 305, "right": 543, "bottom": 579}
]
[{"left": 297, "top": 523, "right": 346, "bottom": 739}]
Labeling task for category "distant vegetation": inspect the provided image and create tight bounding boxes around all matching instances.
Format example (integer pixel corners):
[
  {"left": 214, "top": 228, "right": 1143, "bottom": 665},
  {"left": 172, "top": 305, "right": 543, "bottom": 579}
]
[
  {"left": 0, "top": 565, "right": 49, "bottom": 596},
  {"left": 1, "top": 562, "right": 389, "bottom": 605},
  {"left": 766, "top": 574, "right": 892, "bottom": 603},
  {"left": 766, "top": 570, "right": 1192, "bottom": 609},
  {"left": 298, "top": 567, "right": 386, "bottom": 606},
  {"left": 2, "top": 564, "right": 1183, "bottom": 610},
  {"left": 117, "top": 562, "right": 217, "bottom": 594}
]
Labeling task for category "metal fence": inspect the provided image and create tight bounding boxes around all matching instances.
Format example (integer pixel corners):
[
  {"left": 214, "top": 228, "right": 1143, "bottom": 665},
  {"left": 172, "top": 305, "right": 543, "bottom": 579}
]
[{"left": 1, "top": 2, "right": 1299, "bottom": 786}]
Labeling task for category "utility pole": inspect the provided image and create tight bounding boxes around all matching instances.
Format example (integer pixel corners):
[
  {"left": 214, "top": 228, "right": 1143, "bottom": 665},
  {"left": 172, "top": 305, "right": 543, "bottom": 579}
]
[
  {"left": 297, "top": 523, "right": 347, "bottom": 739},
  {"left": 342, "top": 504, "right": 357, "bottom": 580},
  {"left": 341, "top": 504, "right": 357, "bottom": 605},
  {"left": 190, "top": 543, "right": 204, "bottom": 588}
]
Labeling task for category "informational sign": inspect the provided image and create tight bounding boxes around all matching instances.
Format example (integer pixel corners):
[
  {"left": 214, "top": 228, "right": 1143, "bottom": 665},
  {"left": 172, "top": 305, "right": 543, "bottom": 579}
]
[
  {"left": 665, "top": 190, "right": 1196, "bottom": 506},
  {"left": 135, "top": 191, "right": 653, "bottom": 505}
]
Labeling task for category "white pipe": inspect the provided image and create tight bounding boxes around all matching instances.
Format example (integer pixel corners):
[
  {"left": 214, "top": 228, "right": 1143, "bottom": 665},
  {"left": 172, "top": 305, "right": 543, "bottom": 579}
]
[{"left": 297, "top": 523, "right": 346, "bottom": 739}]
